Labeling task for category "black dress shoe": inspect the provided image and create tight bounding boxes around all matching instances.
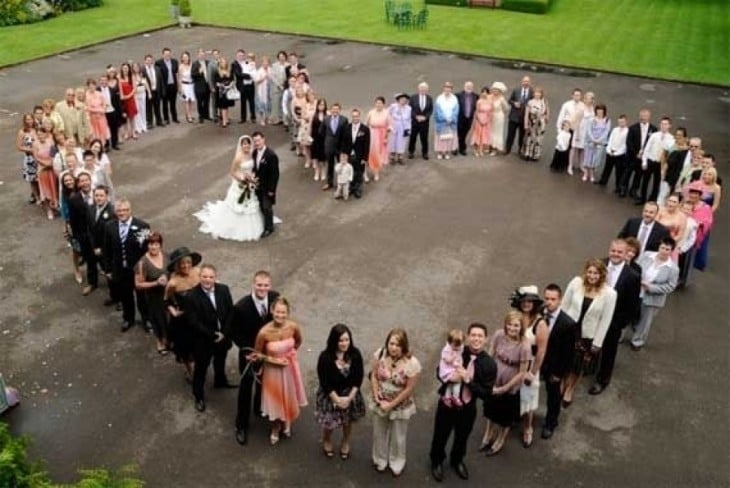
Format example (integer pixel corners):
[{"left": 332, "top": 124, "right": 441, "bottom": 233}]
[
  {"left": 431, "top": 463, "right": 444, "bottom": 482},
  {"left": 195, "top": 399, "right": 206, "bottom": 412},
  {"left": 235, "top": 429, "right": 247, "bottom": 445},
  {"left": 120, "top": 322, "right": 134, "bottom": 332},
  {"left": 459, "top": 150, "right": 467, "bottom": 156},
  {"left": 260, "top": 229, "right": 273, "bottom": 239},
  {"left": 541, "top": 427, "right": 554, "bottom": 439},
  {"left": 103, "top": 299, "right": 117, "bottom": 307},
  {"left": 239, "top": 120, "right": 246, "bottom": 124},
  {"left": 214, "top": 381, "right": 238, "bottom": 389},
  {"left": 115, "top": 303, "right": 123, "bottom": 311},
  {"left": 589, "top": 383, "right": 607, "bottom": 395},
  {"left": 452, "top": 462, "right": 469, "bottom": 480},
  {"left": 407, "top": 153, "right": 414, "bottom": 159},
  {"left": 172, "top": 119, "right": 180, "bottom": 124},
  {"left": 422, "top": 154, "right": 429, "bottom": 160}
]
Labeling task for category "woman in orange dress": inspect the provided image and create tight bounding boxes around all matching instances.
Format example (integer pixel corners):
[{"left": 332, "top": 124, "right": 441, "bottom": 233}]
[
  {"left": 470, "top": 87, "right": 492, "bottom": 157},
  {"left": 85, "top": 78, "right": 110, "bottom": 145},
  {"left": 253, "top": 297, "right": 307, "bottom": 445},
  {"left": 32, "top": 128, "right": 58, "bottom": 219},
  {"left": 365, "top": 96, "right": 392, "bottom": 183},
  {"left": 118, "top": 62, "right": 138, "bottom": 141}
]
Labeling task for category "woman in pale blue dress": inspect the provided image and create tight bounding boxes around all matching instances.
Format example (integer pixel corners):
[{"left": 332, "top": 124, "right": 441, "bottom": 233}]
[{"left": 582, "top": 104, "right": 611, "bottom": 182}]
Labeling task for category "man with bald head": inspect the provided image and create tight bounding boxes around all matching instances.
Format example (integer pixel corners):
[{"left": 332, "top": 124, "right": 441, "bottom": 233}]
[
  {"left": 505, "top": 76, "right": 533, "bottom": 155},
  {"left": 408, "top": 82, "right": 433, "bottom": 160}
]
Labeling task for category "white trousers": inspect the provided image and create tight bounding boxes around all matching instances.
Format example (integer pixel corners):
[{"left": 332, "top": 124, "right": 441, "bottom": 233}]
[{"left": 372, "top": 415, "right": 409, "bottom": 475}]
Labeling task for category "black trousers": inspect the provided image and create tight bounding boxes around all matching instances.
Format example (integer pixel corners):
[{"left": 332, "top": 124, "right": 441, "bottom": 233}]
[
  {"left": 79, "top": 238, "right": 98, "bottom": 287},
  {"left": 146, "top": 90, "right": 162, "bottom": 126},
  {"left": 325, "top": 151, "right": 338, "bottom": 187},
  {"left": 350, "top": 159, "right": 365, "bottom": 196},
  {"left": 195, "top": 86, "right": 210, "bottom": 120},
  {"left": 240, "top": 85, "right": 256, "bottom": 122},
  {"left": 259, "top": 193, "right": 274, "bottom": 232},
  {"left": 457, "top": 115, "right": 473, "bottom": 153},
  {"left": 210, "top": 89, "right": 219, "bottom": 120},
  {"left": 105, "top": 112, "right": 120, "bottom": 149},
  {"left": 113, "top": 267, "right": 136, "bottom": 323},
  {"left": 161, "top": 84, "right": 178, "bottom": 123},
  {"left": 408, "top": 121, "right": 429, "bottom": 156},
  {"left": 429, "top": 400, "right": 477, "bottom": 467},
  {"left": 193, "top": 340, "right": 229, "bottom": 401},
  {"left": 543, "top": 376, "right": 562, "bottom": 429},
  {"left": 621, "top": 157, "right": 642, "bottom": 195},
  {"left": 235, "top": 354, "right": 262, "bottom": 431},
  {"left": 505, "top": 119, "right": 524, "bottom": 154},
  {"left": 595, "top": 324, "right": 623, "bottom": 386},
  {"left": 639, "top": 159, "right": 661, "bottom": 203},
  {"left": 599, "top": 153, "right": 626, "bottom": 189}
]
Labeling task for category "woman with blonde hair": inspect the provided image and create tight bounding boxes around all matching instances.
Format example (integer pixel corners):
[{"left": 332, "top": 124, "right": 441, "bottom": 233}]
[{"left": 214, "top": 57, "right": 235, "bottom": 127}]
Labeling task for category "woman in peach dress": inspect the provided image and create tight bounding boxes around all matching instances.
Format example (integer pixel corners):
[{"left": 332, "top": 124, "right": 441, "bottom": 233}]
[
  {"left": 85, "top": 78, "right": 110, "bottom": 145},
  {"left": 254, "top": 297, "right": 307, "bottom": 445},
  {"left": 470, "top": 87, "right": 492, "bottom": 157},
  {"left": 32, "top": 128, "right": 58, "bottom": 219},
  {"left": 656, "top": 193, "right": 687, "bottom": 261},
  {"left": 365, "top": 96, "right": 392, "bottom": 183}
]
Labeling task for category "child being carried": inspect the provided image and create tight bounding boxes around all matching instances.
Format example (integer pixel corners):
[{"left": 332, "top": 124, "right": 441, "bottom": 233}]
[{"left": 439, "top": 329, "right": 465, "bottom": 407}]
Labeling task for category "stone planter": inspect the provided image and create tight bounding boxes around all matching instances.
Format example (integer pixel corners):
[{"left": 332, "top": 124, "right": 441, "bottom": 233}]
[{"left": 178, "top": 15, "right": 192, "bottom": 28}]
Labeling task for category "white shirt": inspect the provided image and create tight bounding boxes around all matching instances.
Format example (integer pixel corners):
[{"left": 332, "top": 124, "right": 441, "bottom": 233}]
[
  {"left": 545, "top": 307, "right": 560, "bottom": 334},
  {"left": 607, "top": 260, "right": 625, "bottom": 288},
  {"left": 557, "top": 100, "right": 579, "bottom": 131},
  {"left": 556, "top": 129, "right": 571, "bottom": 151},
  {"left": 351, "top": 122, "right": 360, "bottom": 141},
  {"left": 640, "top": 123, "right": 649, "bottom": 149},
  {"left": 146, "top": 64, "right": 156, "bottom": 89},
  {"left": 642, "top": 131, "right": 675, "bottom": 168},
  {"left": 606, "top": 126, "right": 628, "bottom": 156},
  {"left": 100, "top": 87, "right": 114, "bottom": 113}
]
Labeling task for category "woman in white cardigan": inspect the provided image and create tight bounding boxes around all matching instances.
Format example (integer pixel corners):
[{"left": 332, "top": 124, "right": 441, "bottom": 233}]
[{"left": 561, "top": 258, "right": 617, "bottom": 407}]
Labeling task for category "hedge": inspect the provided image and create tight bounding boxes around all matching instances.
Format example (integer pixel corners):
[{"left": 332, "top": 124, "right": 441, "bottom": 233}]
[
  {"left": 501, "top": 0, "right": 551, "bottom": 14},
  {"left": 0, "top": 0, "right": 103, "bottom": 27}
]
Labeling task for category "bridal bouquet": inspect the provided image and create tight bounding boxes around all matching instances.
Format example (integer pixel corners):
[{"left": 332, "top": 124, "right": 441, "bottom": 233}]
[{"left": 237, "top": 175, "right": 259, "bottom": 204}]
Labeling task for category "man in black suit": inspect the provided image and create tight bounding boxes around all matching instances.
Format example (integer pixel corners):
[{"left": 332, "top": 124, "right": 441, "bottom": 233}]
[
  {"left": 155, "top": 47, "right": 179, "bottom": 124},
  {"left": 88, "top": 185, "right": 115, "bottom": 305},
  {"left": 186, "top": 264, "right": 235, "bottom": 412},
  {"left": 66, "top": 172, "right": 96, "bottom": 296},
  {"left": 98, "top": 74, "right": 122, "bottom": 150},
  {"left": 505, "top": 76, "right": 534, "bottom": 155},
  {"left": 103, "top": 198, "right": 149, "bottom": 332},
  {"left": 540, "top": 284, "right": 577, "bottom": 440},
  {"left": 620, "top": 109, "right": 656, "bottom": 198},
  {"left": 143, "top": 54, "right": 163, "bottom": 128},
  {"left": 232, "top": 49, "right": 256, "bottom": 124},
  {"left": 456, "top": 81, "right": 477, "bottom": 156},
  {"left": 191, "top": 48, "right": 211, "bottom": 124},
  {"left": 617, "top": 202, "right": 670, "bottom": 254},
  {"left": 590, "top": 240, "right": 641, "bottom": 395},
  {"left": 341, "top": 108, "right": 370, "bottom": 199},
  {"left": 430, "top": 323, "right": 496, "bottom": 482},
  {"left": 663, "top": 128, "right": 690, "bottom": 195},
  {"left": 252, "top": 131, "right": 280, "bottom": 238},
  {"left": 320, "top": 102, "right": 348, "bottom": 191},
  {"left": 408, "top": 82, "right": 433, "bottom": 160},
  {"left": 229, "top": 270, "right": 280, "bottom": 445}
]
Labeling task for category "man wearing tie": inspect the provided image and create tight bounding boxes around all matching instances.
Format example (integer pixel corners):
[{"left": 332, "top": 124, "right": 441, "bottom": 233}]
[
  {"left": 621, "top": 109, "right": 656, "bottom": 198},
  {"left": 229, "top": 270, "right": 280, "bottom": 445},
  {"left": 155, "top": 47, "right": 179, "bottom": 124},
  {"left": 408, "top": 82, "right": 433, "bottom": 160},
  {"left": 143, "top": 54, "right": 163, "bottom": 128},
  {"left": 251, "top": 132, "right": 280, "bottom": 238},
  {"left": 186, "top": 264, "right": 235, "bottom": 412},
  {"left": 67, "top": 172, "right": 96, "bottom": 296},
  {"left": 505, "top": 76, "right": 534, "bottom": 155},
  {"left": 320, "top": 103, "right": 347, "bottom": 191},
  {"left": 342, "top": 108, "right": 371, "bottom": 199},
  {"left": 191, "top": 48, "right": 211, "bottom": 123},
  {"left": 456, "top": 81, "right": 477, "bottom": 156},
  {"left": 637, "top": 116, "right": 675, "bottom": 205},
  {"left": 103, "top": 198, "right": 150, "bottom": 332},
  {"left": 618, "top": 202, "right": 670, "bottom": 256},
  {"left": 88, "top": 186, "right": 115, "bottom": 305}
]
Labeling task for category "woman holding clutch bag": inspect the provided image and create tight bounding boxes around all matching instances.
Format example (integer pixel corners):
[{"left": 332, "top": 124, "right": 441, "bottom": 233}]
[{"left": 434, "top": 82, "right": 459, "bottom": 160}]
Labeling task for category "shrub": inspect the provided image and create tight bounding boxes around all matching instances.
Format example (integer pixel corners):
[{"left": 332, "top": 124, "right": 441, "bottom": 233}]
[
  {"left": 425, "top": 0, "right": 468, "bottom": 6},
  {"left": 178, "top": 0, "right": 191, "bottom": 16},
  {"left": 501, "top": 0, "right": 551, "bottom": 14},
  {"left": 171, "top": 0, "right": 179, "bottom": 6},
  {"left": 0, "top": 0, "right": 102, "bottom": 27}
]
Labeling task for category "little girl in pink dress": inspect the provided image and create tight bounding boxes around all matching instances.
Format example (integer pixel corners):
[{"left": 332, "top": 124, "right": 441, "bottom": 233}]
[{"left": 438, "top": 329, "right": 464, "bottom": 407}]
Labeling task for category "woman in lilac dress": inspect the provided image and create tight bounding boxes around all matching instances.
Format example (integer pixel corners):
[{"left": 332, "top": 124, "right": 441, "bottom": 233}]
[
  {"left": 387, "top": 93, "right": 412, "bottom": 165},
  {"left": 581, "top": 103, "right": 610, "bottom": 182}
]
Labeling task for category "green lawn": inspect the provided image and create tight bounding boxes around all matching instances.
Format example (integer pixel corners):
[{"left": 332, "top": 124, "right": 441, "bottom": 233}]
[{"left": 1, "top": 0, "right": 728, "bottom": 86}]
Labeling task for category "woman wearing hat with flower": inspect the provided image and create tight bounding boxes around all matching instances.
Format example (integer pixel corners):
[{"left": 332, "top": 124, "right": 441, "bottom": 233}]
[
  {"left": 388, "top": 93, "right": 412, "bottom": 165},
  {"left": 433, "top": 82, "right": 459, "bottom": 160},
  {"left": 489, "top": 82, "right": 510, "bottom": 155},
  {"left": 164, "top": 247, "right": 202, "bottom": 382}
]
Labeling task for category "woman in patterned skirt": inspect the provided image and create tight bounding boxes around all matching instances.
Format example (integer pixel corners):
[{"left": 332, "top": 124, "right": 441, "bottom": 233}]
[{"left": 15, "top": 113, "right": 40, "bottom": 204}]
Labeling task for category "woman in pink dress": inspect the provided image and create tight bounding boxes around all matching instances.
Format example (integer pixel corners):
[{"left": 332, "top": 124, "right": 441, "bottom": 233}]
[
  {"left": 254, "top": 297, "right": 307, "bottom": 445},
  {"left": 85, "top": 78, "right": 110, "bottom": 145},
  {"left": 657, "top": 193, "right": 688, "bottom": 261},
  {"left": 32, "top": 128, "right": 58, "bottom": 219},
  {"left": 365, "top": 96, "right": 392, "bottom": 182},
  {"left": 118, "top": 62, "right": 138, "bottom": 141},
  {"left": 470, "top": 87, "right": 492, "bottom": 157}
]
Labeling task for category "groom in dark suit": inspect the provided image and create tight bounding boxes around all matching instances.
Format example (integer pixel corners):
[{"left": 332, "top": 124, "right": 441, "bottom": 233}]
[
  {"left": 320, "top": 102, "right": 348, "bottom": 190},
  {"left": 103, "top": 198, "right": 149, "bottom": 332},
  {"left": 229, "top": 270, "right": 280, "bottom": 445},
  {"left": 252, "top": 131, "right": 280, "bottom": 238},
  {"left": 186, "top": 263, "right": 235, "bottom": 412},
  {"left": 540, "top": 284, "right": 577, "bottom": 440},
  {"left": 342, "top": 108, "right": 370, "bottom": 199}
]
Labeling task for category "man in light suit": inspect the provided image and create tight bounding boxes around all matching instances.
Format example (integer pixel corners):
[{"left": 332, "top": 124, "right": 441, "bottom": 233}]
[
  {"left": 590, "top": 239, "right": 641, "bottom": 394},
  {"left": 319, "top": 102, "right": 348, "bottom": 190},
  {"left": 55, "top": 88, "right": 82, "bottom": 142},
  {"left": 342, "top": 108, "right": 371, "bottom": 199},
  {"left": 408, "top": 82, "right": 433, "bottom": 160},
  {"left": 617, "top": 202, "right": 670, "bottom": 254},
  {"left": 505, "top": 76, "right": 534, "bottom": 155},
  {"left": 456, "top": 81, "right": 477, "bottom": 156}
]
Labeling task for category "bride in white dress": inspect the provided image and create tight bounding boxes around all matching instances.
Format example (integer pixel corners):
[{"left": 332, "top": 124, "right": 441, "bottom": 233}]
[{"left": 194, "top": 135, "right": 265, "bottom": 241}]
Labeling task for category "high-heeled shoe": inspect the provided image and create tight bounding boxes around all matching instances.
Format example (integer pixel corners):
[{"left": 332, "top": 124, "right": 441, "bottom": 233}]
[
  {"left": 522, "top": 428, "right": 534, "bottom": 448},
  {"left": 269, "top": 432, "right": 280, "bottom": 445}
]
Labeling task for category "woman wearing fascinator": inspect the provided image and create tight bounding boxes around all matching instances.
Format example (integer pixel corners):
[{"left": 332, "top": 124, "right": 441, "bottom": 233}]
[{"left": 194, "top": 135, "right": 265, "bottom": 241}]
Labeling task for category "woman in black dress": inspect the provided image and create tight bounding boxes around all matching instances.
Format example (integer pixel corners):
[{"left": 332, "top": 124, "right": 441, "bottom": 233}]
[
  {"left": 310, "top": 98, "right": 328, "bottom": 182},
  {"left": 215, "top": 58, "right": 235, "bottom": 127},
  {"left": 315, "top": 323, "right": 365, "bottom": 459},
  {"left": 135, "top": 232, "right": 169, "bottom": 354}
]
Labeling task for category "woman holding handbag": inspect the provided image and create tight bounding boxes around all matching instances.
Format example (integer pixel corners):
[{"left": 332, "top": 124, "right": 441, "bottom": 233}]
[
  {"left": 434, "top": 82, "right": 459, "bottom": 160},
  {"left": 214, "top": 57, "right": 236, "bottom": 128}
]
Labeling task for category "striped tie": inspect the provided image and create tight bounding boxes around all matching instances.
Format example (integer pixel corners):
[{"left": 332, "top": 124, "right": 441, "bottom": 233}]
[{"left": 119, "top": 222, "right": 129, "bottom": 267}]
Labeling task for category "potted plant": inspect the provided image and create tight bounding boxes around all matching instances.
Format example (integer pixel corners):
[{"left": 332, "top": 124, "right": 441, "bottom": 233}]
[
  {"left": 178, "top": 0, "right": 192, "bottom": 28},
  {"left": 170, "top": 0, "right": 179, "bottom": 19}
]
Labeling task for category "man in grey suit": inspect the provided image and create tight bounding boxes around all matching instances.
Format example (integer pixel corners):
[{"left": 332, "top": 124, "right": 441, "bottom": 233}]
[
  {"left": 207, "top": 49, "right": 220, "bottom": 123},
  {"left": 505, "top": 76, "right": 534, "bottom": 155},
  {"left": 630, "top": 237, "right": 679, "bottom": 350}
]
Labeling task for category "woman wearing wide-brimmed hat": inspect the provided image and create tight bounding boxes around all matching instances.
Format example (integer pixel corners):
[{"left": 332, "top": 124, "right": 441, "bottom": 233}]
[
  {"left": 387, "top": 93, "right": 412, "bottom": 165},
  {"left": 489, "top": 82, "right": 510, "bottom": 155},
  {"left": 164, "top": 246, "right": 202, "bottom": 381}
]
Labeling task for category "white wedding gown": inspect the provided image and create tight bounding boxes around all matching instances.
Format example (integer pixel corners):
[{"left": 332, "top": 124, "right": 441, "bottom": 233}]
[{"left": 194, "top": 159, "right": 265, "bottom": 241}]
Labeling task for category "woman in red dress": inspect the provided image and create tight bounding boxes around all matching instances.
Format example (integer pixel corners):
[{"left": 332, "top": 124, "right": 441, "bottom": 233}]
[{"left": 118, "top": 62, "right": 138, "bottom": 141}]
